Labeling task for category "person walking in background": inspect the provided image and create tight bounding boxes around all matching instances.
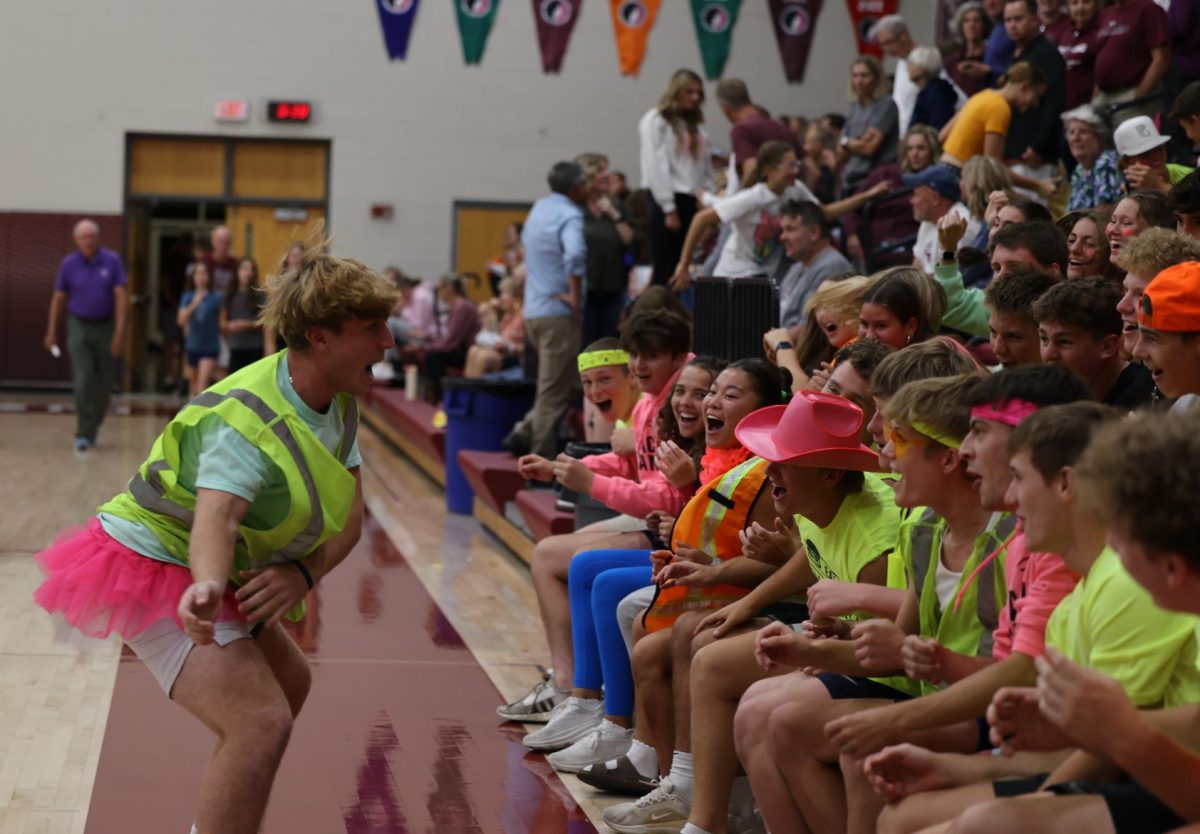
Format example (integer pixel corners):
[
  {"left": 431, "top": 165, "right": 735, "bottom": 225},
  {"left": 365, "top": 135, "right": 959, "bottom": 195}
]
[
  {"left": 179, "top": 261, "right": 224, "bottom": 398},
  {"left": 503, "top": 161, "right": 587, "bottom": 459},
  {"left": 220, "top": 257, "right": 267, "bottom": 374},
  {"left": 639, "top": 69, "right": 710, "bottom": 286},
  {"left": 43, "top": 219, "right": 127, "bottom": 456}
]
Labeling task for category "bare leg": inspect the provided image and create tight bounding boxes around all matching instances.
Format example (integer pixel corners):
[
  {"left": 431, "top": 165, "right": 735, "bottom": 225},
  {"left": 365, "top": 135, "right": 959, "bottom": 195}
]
[
  {"left": 948, "top": 794, "right": 1115, "bottom": 834},
  {"left": 195, "top": 357, "right": 217, "bottom": 395},
  {"left": 735, "top": 672, "right": 820, "bottom": 834},
  {"left": 688, "top": 628, "right": 781, "bottom": 834},
  {"left": 255, "top": 623, "right": 312, "bottom": 718},
  {"left": 667, "top": 609, "right": 711, "bottom": 754},
  {"left": 530, "top": 527, "right": 646, "bottom": 690},
  {"left": 766, "top": 680, "right": 895, "bottom": 834},
  {"left": 171, "top": 638, "right": 295, "bottom": 834},
  {"left": 631, "top": 628, "right": 674, "bottom": 772},
  {"left": 877, "top": 782, "right": 998, "bottom": 834},
  {"left": 843, "top": 751, "right": 886, "bottom": 834}
]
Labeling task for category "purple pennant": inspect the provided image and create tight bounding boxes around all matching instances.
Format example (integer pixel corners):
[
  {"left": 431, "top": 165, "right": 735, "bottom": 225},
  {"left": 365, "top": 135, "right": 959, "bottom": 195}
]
[
  {"left": 533, "top": 0, "right": 582, "bottom": 73},
  {"left": 767, "top": 0, "right": 825, "bottom": 83},
  {"left": 376, "top": 0, "right": 422, "bottom": 60}
]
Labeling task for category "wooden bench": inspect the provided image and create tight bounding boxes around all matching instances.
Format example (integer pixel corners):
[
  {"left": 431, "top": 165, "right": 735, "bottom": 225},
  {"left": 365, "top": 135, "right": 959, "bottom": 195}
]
[
  {"left": 457, "top": 450, "right": 525, "bottom": 513},
  {"left": 361, "top": 389, "right": 446, "bottom": 486},
  {"left": 515, "top": 489, "right": 575, "bottom": 542}
]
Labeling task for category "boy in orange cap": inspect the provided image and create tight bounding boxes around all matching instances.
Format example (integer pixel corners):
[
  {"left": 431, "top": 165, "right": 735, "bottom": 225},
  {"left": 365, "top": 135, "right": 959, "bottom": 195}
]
[{"left": 1133, "top": 261, "right": 1200, "bottom": 408}]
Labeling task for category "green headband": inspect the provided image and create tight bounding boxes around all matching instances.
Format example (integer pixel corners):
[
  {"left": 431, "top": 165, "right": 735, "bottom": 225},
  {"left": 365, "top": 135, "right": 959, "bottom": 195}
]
[
  {"left": 911, "top": 420, "right": 962, "bottom": 450},
  {"left": 578, "top": 349, "right": 630, "bottom": 372}
]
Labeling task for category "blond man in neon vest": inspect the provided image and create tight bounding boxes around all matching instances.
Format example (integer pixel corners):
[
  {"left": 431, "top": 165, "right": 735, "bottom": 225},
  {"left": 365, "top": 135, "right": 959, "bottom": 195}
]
[{"left": 34, "top": 239, "right": 399, "bottom": 834}]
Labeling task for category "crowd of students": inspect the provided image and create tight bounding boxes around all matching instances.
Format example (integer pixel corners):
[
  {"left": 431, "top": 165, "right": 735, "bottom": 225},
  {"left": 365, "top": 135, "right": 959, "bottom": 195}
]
[{"left": 476, "top": 24, "right": 1200, "bottom": 827}]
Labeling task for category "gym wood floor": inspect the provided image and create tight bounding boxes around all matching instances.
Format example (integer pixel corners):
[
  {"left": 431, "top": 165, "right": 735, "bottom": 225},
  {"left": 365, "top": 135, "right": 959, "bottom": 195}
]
[{"left": 0, "top": 406, "right": 619, "bottom": 833}]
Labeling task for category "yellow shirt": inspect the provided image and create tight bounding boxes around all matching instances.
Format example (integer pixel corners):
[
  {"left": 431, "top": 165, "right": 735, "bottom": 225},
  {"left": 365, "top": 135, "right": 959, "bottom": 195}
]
[
  {"left": 942, "top": 89, "right": 1011, "bottom": 162},
  {"left": 1045, "top": 548, "right": 1200, "bottom": 708}
]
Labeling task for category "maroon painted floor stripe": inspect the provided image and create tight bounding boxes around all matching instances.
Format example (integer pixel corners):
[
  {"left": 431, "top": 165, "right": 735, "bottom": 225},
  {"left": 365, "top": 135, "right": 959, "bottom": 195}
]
[{"left": 84, "top": 512, "right": 596, "bottom": 833}]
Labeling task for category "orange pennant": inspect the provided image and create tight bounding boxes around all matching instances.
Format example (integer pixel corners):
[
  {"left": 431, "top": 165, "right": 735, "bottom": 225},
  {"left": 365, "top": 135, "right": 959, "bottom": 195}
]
[{"left": 609, "top": 0, "right": 661, "bottom": 76}]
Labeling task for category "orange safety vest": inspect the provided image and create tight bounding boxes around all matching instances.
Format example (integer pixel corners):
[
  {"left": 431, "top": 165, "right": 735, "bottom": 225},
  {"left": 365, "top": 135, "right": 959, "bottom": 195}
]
[{"left": 642, "top": 456, "right": 769, "bottom": 632}]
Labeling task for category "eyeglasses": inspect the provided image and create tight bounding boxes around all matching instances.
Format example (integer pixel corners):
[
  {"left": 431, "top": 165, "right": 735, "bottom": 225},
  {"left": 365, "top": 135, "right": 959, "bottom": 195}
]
[{"left": 883, "top": 420, "right": 930, "bottom": 460}]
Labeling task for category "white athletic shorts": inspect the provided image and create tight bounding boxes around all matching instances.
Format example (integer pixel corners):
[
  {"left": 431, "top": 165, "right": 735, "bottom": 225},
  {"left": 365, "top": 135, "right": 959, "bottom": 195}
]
[{"left": 124, "top": 618, "right": 253, "bottom": 697}]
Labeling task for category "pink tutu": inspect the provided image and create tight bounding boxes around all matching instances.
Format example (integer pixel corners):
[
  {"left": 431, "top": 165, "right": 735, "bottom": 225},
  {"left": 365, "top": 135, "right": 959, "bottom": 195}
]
[{"left": 33, "top": 517, "right": 243, "bottom": 640}]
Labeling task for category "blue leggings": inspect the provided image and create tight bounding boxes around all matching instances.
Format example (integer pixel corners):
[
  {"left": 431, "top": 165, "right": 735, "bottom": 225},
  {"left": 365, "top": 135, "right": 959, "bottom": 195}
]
[{"left": 568, "top": 549, "right": 653, "bottom": 719}]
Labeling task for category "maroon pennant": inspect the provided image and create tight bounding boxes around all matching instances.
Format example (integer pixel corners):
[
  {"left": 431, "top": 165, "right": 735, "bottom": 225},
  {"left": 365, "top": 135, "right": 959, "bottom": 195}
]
[
  {"left": 533, "top": 0, "right": 582, "bottom": 73},
  {"left": 768, "top": 0, "right": 825, "bottom": 83}
]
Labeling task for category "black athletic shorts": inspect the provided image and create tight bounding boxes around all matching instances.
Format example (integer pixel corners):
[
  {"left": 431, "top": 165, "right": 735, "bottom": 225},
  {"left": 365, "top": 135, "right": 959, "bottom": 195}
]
[
  {"left": 1047, "top": 780, "right": 1184, "bottom": 834},
  {"left": 760, "top": 601, "right": 810, "bottom": 624},
  {"left": 817, "top": 673, "right": 913, "bottom": 702}
]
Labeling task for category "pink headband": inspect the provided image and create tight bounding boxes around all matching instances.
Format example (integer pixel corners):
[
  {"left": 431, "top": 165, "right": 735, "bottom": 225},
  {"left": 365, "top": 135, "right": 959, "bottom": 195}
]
[{"left": 969, "top": 399, "right": 1039, "bottom": 428}]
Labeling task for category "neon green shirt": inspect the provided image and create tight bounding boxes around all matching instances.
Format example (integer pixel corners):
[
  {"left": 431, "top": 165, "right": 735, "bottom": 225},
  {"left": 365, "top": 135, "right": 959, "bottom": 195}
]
[
  {"left": 1045, "top": 548, "right": 1200, "bottom": 708},
  {"left": 795, "top": 473, "right": 902, "bottom": 613}
]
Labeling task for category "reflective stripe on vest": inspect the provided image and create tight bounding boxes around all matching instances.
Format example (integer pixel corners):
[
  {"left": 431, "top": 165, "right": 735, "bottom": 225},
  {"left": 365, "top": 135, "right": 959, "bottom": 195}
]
[
  {"left": 910, "top": 508, "right": 1016, "bottom": 659},
  {"left": 126, "top": 387, "right": 358, "bottom": 564},
  {"left": 642, "top": 457, "right": 769, "bottom": 632}
]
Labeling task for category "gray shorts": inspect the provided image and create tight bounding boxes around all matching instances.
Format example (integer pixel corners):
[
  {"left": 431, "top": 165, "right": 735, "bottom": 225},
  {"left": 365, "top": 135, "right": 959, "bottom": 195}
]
[{"left": 124, "top": 618, "right": 253, "bottom": 697}]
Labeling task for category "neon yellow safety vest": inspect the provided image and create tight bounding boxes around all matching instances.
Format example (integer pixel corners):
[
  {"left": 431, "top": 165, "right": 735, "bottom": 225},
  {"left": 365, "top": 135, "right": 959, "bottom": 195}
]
[
  {"left": 99, "top": 352, "right": 358, "bottom": 620},
  {"left": 903, "top": 507, "right": 1015, "bottom": 694}
]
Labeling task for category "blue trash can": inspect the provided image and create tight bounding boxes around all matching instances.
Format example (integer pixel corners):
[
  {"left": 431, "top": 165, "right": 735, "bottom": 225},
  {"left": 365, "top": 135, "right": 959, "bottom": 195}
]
[{"left": 443, "top": 378, "right": 536, "bottom": 514}]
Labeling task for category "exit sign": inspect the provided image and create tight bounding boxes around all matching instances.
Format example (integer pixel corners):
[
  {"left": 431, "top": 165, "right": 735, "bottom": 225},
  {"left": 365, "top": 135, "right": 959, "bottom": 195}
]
[
  {"left": 268, "top": 100, "right": 313, "bottom": 123},
  {"left": 214, "top": 99, "right": 249, "bottom": 123}
]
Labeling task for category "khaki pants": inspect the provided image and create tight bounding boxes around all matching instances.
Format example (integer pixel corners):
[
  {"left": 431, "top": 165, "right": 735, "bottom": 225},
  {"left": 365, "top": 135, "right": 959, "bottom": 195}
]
[
  {"left": 67, "top": 316, "right": 115, "bottom": 442},
  {"left": 520, "top": 315, "right": 581, "bottom": 459},
  {"left": 1093, "top": 87, "right": 1161, "bottom": 127}
]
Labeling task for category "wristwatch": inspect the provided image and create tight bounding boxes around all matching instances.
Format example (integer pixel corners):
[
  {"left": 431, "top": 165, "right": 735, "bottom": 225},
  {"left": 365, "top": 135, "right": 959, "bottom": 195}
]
[
  {"left": 941, "top": 249, "right": 957, "bottom": 263},
  {"left": 775, "top": 341, "right": 794, "bottom": 352}
]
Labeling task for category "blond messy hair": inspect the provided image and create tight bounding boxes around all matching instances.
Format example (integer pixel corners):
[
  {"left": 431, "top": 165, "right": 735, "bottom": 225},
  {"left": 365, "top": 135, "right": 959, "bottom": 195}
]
[
  {"left": 259, "top": 223, "right": 399, "bottom": 350},
  {"left": 1112, "top": 227, "right": 1200, "bottom": 278},
  {"left": 883, "top": 373, "right": 985, "bottom": 447}
]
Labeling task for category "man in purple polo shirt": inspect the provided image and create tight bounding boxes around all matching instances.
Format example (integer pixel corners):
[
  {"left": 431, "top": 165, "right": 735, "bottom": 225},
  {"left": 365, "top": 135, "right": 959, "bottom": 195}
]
[{"left": 43, "top": 219, "right": 127, "bottom": 455}]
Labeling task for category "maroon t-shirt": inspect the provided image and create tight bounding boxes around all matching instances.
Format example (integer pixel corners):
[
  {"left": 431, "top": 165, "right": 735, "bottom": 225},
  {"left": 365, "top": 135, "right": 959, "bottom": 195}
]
[
  {"left": 729, "top": 114, "right": 801, "bottom": 179},
  {"left": 1056, "top": 20, "right": 1101, "bottom": 109},
  {"left": 1041, "top": 15, "right": 1074, "bottom": 44},
  {"left": 1093, "top": 0, "right": 1170, "bottom": 92},
  {"left": 204, "top": 253, "right": 239, "bottom": 294}
]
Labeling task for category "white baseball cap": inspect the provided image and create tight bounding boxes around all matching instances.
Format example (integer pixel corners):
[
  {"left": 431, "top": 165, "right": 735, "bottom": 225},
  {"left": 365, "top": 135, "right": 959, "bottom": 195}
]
[{"left": 1113, "top": 116, "right": 1171, "bottom": 158}]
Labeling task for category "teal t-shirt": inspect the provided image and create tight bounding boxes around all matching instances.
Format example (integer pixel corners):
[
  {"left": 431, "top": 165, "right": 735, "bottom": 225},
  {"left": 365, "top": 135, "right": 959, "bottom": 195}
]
[{"left": 101, "top": 354, "right": 361, "bottom": 562}]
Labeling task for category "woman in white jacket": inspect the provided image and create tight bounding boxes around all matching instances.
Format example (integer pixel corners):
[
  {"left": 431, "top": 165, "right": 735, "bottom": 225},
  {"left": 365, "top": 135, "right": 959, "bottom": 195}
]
[{"left": 638, "top": 68, "right": 710, "bottom": 286}]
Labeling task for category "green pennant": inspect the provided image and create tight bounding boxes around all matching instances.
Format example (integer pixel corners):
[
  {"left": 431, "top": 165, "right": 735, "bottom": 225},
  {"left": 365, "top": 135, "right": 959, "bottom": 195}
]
[
  {"left": 454, "top": 0, "right": 501, "bottom": 65},
  {"left": 689, "top": 0, "right": 742, "bottom": 80}
]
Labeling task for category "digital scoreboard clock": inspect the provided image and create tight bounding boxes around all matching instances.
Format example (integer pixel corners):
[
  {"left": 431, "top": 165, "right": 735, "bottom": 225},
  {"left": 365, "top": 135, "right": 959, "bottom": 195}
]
[{"left": 268, "top": 100, "right": 312, "bottom": 123}]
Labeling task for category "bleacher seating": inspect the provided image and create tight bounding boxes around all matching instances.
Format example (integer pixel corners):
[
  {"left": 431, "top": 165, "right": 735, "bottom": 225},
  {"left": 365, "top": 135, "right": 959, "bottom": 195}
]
[
  {"left": 515, "top": 489, "right": 575, "bottom": 542},
  {"left": 362, "top": 388, "right": 446, "bottom": 485}
]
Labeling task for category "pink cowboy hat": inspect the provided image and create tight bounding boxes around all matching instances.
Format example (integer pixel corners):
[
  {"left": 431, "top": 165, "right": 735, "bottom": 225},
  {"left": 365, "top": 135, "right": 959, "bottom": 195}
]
[{"left": 735, "top": 390, "right": 882, "bottom": 472}]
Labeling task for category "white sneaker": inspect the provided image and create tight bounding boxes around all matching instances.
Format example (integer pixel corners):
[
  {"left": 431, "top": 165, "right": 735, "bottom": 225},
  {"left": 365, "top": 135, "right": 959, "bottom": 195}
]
[
  {"left": 521, "top": 696, "right": 603, "bottom": 751},
  {"left": 546, "top": 719, "right": 633, "bottom": 773},
  {"left": 602, "top": 779, "right": 691, "bottom": 834}
]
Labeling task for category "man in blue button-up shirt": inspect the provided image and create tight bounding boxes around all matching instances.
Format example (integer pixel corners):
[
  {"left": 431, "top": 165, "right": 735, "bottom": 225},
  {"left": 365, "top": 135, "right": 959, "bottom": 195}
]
[
  {"left": 44, "top": 219, "right": 127, "bottom": 455},
  {"left": 505, "top": 162, "right": 587, "bottom": 459}
]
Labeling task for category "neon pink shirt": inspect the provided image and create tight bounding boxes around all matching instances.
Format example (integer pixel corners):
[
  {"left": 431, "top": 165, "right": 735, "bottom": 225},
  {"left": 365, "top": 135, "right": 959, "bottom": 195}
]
[
  {"left": 582, "top": 355, "right": 696, "bottom": 518},
  {"left": 991, "top": 531, "right": 1080, "bottom": 659}
]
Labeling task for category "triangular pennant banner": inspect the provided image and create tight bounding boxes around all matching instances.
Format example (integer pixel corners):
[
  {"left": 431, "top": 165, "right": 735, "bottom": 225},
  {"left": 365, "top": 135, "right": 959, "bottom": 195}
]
[
  {"left": 533, "top": 0, "right": 582, "bottom": 73},
  {"left": 608, "top": 0, "right": 661, "bottom": 76},
  {"left": 454, "top": 0, "right": 501, "bottom": 65},
  {"left": 376, "top": 0, "right": 422, "bottom": 60},
  {"left": 689, "top": 0, "right": 742, "bottom": 80},
  {"left": 767, "top": 0, "right": 824, "bottom": 83},
  {"left": 844, "top": 0, "right": 899, "bottom": 59}
]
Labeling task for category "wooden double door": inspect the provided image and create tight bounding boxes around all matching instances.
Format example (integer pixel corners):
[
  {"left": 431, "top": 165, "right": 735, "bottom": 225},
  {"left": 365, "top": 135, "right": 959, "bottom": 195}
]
[{"left": 124, "top": 135, "right": 329, "bottom": 391}]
